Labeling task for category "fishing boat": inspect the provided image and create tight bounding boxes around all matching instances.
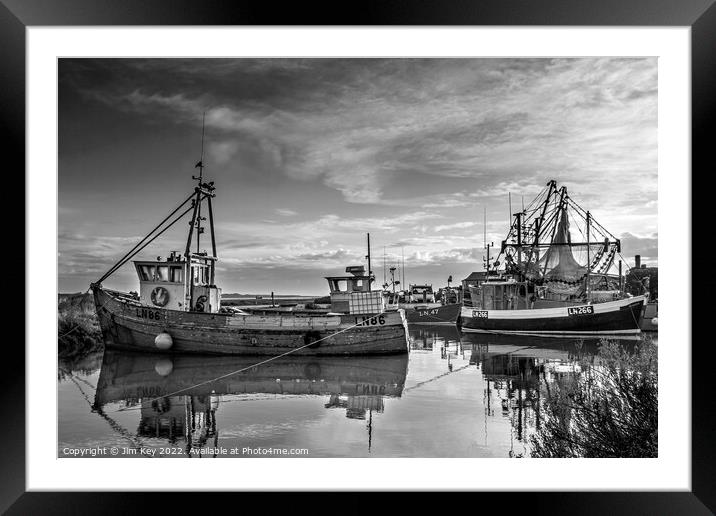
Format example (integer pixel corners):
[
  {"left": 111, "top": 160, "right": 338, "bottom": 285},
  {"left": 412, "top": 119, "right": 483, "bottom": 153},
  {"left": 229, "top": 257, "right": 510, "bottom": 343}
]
[
  {"left": 90, "top": 143, "right": 408, "bottom": 355},
  {"left": 382, "top": 266, "right": 460, "bottom": 325},
  {"left": 459, "top": 180, "right": 647, "bottom": 338},
  {"left": 400, "top": 299, "right": 461, "bottom": 325}
]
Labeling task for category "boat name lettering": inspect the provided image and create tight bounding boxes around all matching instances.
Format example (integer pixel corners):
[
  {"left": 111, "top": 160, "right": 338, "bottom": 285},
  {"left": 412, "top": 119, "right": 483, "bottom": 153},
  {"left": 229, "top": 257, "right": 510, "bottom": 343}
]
[
  {"left": 135, "top": 307, "right": 162, "bottom": 320},
  {"left": 567, "top": 305, "right": 594, "bottom": 316},
  {"left": 472, "top": 310, "right": 488, "bottom": 319},
  {"left": 354, "top": 315, "right": 386, "bottom": 326},
  {"left": 419, "top": 309, "right": 439, "bottom": 316}
]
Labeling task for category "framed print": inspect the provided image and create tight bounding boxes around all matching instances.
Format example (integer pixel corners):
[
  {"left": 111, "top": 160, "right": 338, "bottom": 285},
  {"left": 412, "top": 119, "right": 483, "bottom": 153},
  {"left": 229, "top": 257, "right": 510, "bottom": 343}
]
[{"left": 7, "top": 0, "right": 713, "bottom": 512}]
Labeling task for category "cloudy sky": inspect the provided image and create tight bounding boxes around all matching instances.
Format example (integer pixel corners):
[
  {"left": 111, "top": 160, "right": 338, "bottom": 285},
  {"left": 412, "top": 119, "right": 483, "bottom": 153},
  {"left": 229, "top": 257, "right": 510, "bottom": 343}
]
[{"left": 59, "top": 58, "right": 657, "bottom": 295}]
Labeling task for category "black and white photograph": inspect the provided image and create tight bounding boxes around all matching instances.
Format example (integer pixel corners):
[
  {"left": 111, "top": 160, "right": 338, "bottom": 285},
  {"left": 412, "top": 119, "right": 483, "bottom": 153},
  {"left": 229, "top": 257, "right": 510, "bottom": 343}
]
[{"left": 57, "top": 57, "right": 660, "bottom": 459}]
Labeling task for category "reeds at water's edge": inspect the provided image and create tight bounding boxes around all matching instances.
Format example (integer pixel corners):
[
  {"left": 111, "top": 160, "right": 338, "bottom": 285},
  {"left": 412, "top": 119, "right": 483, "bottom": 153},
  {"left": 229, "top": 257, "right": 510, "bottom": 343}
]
[
  {"left": 530, "top": 336, "right": 658, "bottom": 458},
  {"left": 58, "top": 293, "right": 103, "bottom": 358}
]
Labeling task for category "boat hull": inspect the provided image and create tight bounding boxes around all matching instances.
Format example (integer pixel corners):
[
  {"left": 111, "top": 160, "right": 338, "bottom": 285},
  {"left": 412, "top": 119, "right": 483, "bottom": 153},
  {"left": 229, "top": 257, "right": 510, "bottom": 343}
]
[
  {"left": 93, "top": 287, "right": 409, "bottom": 355},
  {"left": 459, "top": 295, "right": 646, "bottom": 338},
  {"left": 401, "top": 303, "right": 461, "bottom": 324}
]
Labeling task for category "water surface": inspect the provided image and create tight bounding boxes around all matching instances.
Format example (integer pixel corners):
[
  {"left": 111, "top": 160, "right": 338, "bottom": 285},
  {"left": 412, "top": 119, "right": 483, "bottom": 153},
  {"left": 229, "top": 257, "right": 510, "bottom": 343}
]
[{"left": 58, "top": 325, "right": 653, "bottom": 458}]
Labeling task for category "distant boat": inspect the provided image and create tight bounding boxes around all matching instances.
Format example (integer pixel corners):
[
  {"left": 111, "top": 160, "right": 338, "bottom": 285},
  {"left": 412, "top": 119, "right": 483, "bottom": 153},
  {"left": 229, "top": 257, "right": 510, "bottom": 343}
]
[
  {"left": 382, "top": 267, "right": 460, "bottom": 325},
  {"left": 459, "top": 180, "right": 646, "bottom": 338},
  {"left": 91, "top": 143, "right": 408, "bottom": 355}
]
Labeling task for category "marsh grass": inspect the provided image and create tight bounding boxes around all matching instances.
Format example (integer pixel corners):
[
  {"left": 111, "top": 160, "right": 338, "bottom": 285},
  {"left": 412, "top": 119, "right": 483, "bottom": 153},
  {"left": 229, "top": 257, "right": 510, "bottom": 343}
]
[
  {"left": 58, "top": 293, "right": 103, "bottom": 359},
  {"left": 530, "top": 336, "right": 657, "bottom": 458}
]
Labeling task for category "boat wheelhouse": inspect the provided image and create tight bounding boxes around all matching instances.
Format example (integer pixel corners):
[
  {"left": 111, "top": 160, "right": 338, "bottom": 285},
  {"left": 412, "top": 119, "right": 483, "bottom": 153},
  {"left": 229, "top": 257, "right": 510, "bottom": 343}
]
[
  {"left": 409, "top": 284, "right": 435, "bottom": 303},
  {"left": 460, "top": 180, "right": 646, "bottom": 338}
]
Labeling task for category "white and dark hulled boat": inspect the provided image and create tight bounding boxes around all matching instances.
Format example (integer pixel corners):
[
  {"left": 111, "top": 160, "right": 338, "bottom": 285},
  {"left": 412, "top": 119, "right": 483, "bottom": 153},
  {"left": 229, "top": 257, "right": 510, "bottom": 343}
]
[
  {"left": 382, "top": 265, "right": 461, "bottom": 325},
  {"left": 459, "top": 180, "right": 647, "bottom": 338},
  {"left": 91, "top": 156, "right": 408, "bottom": 355}
]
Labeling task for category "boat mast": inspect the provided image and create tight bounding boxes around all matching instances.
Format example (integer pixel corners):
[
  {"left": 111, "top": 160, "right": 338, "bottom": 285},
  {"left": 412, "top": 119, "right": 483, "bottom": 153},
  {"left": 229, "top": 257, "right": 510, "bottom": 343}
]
[
  {"left": 586, "top": 210, "right": 591, "bottom": 299},
  {"left": 525, "top": 180, "right": 556, "bottom": 273},
  {"left": 185, "top": 113, "right": 218, "bottom": 305},
  {"left": 484, "top": 206, "right": 493, "bottom": 274},
  {"left": 401, "top": 246, "right": 405, "bottom": 290},
  {"left": 366, "top": 233, "right": 372, "bottom": 288}
]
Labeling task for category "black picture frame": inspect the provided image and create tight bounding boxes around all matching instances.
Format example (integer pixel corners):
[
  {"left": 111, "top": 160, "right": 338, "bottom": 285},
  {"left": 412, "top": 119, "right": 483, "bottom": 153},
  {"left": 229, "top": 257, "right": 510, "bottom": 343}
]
[{"left": 9, "top": 0, "right": 712, "bottom": 513}]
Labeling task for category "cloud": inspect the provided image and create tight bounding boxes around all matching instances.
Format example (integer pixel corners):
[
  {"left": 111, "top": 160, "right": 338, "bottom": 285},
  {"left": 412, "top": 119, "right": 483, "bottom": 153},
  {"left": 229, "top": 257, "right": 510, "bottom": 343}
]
[
  {"left": 59, "top": 58, "right": 657, "bottom": 293},
  {"left": 70, "top": 58, "right": 656, "bottom": 207},
  {"left": 434, "top": 221, "right": 478, "bottom": 232},
  {"left": 619, "top": 232, "right": 658, "bottom": 264}
]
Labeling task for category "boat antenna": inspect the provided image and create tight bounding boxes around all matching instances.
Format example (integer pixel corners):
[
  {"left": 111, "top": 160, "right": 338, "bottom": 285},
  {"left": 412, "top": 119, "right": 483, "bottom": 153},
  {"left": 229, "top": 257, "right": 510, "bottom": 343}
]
[
  {"left": 198, "top": 112, "right": 205, "bottom": 183},
  {"left": 508, "top": 192, "right": 512, "bottom": 222},
  {"left": 383, "top": 246, "right": 386, "bottom": 287},
  {"left": 193, "top": 112, "right": 207, "bottom": 254},
  {"left": 401, "top": 246, "right": 405, "bottom": 289},
  {"left": 366, "top": 233, "right": 372, "bottom": 288}
]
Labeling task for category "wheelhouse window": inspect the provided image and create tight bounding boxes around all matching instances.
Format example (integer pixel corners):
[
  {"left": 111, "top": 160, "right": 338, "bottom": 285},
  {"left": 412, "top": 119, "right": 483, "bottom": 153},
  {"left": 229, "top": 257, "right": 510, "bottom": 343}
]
[
  {"left": 140, "top": 265, "right": 155, "bottom": 281},
  {"left": 170, "top": 266, "right": 183, "bottom": 283},
  {"left": 192, "top": 265, "right": 209, "bottom": 286},
  {"left": 329, "top": 279, "right": 348, "bottom": 292},
  {"left": 157, "top": 266, "right": 170, "bottom": 282}
]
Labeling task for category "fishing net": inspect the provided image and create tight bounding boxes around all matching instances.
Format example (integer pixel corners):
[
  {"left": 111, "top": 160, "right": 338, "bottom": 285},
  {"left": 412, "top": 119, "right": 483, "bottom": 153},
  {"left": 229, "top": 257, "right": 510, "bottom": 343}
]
[{"left": 538, "top": 210, "right": 587, "bottom": 283}]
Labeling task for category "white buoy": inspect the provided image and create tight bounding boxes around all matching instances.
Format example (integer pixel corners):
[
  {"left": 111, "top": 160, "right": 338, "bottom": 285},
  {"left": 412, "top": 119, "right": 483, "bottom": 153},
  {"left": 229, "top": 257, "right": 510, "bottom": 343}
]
[
  {"left": 651, "top": 317, "right": 658, "bottom": 326},
  {"left": 155, "top": 331, "right": 173, "bottom": 350},
  {"left": 154, "top": 358, "right": 174, "bottom": 376}
]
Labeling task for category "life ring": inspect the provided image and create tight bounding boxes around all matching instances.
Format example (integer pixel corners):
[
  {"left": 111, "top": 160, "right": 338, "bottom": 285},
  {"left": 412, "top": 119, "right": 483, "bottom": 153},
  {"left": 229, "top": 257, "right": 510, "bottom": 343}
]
[
  {"left": 151, "top": 286, "right": 170, "bottom": 307},
  {"left": 194, "top": 295, "right": 208, "bottom": 312}
]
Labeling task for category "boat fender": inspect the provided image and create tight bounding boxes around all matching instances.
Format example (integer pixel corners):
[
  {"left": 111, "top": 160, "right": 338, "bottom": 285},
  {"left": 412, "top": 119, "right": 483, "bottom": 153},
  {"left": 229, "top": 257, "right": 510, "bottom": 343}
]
[
  {"left": 154, "top": 357, "right": 174, "bottom": 376},
  {"left": 155, "top": 331, "right": 173, "bottom": 350},
  {"left": 651, "top": 317, "right": 658, "bottom": 326}
]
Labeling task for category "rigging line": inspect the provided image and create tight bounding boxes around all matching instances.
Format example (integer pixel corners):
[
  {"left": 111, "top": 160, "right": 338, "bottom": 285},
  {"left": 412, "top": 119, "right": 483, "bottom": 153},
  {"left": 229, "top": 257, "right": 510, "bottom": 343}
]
[
  {"left": 114, "top": 310, "right": 391, "bottom": 412},
  {"left": 523, "top": 184, "right": 550, "bottom": 214},
  {"left": 100, "top": 195, "right": 208, "bottom": 284},
  {"left": 97, "top": 192, "right": 196, "bottom": 284},
  {"left": 567, "top": 196, "right": 616, "bottom": 240},
  {"left": 403, "top": 363, "right": 471, "bottom": 393}
]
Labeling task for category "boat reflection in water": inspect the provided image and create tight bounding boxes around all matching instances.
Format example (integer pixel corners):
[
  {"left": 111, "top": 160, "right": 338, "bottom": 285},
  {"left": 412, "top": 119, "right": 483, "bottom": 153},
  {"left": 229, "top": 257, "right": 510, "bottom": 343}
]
[
  {"left": 93, "top": 350, "right": 408, "bottom": 456},
  {"left": 410, "top": 325, "right": 462, "bottom": 352},
  {"left": 460, "top": 331, "right": 602, "bottom": 457}
]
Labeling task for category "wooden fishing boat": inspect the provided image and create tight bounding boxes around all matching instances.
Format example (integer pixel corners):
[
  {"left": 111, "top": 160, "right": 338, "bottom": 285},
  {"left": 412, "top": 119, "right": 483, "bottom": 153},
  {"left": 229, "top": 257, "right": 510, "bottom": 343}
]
[
  {"left": 459, "top": 180, "right": 647, "bottom": 338},
  {"left": 91, "top": 144, "right": 408, "bottom": 355},
  {"left": 381, "top": 267, "right": 460, "bottom": 325},
  {"left": 401, "top": 302, "right": 461, "bottom": 325}
]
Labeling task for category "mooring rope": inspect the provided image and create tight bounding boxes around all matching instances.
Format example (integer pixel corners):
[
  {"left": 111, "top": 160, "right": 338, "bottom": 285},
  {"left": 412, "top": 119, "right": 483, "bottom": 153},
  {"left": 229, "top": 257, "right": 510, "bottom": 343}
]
[
  {"left": 114, "top": 310, "right": 391, "bottom": 412},
  {"left": 403, "top": 363, "right": 471, "bottom": 393}
]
